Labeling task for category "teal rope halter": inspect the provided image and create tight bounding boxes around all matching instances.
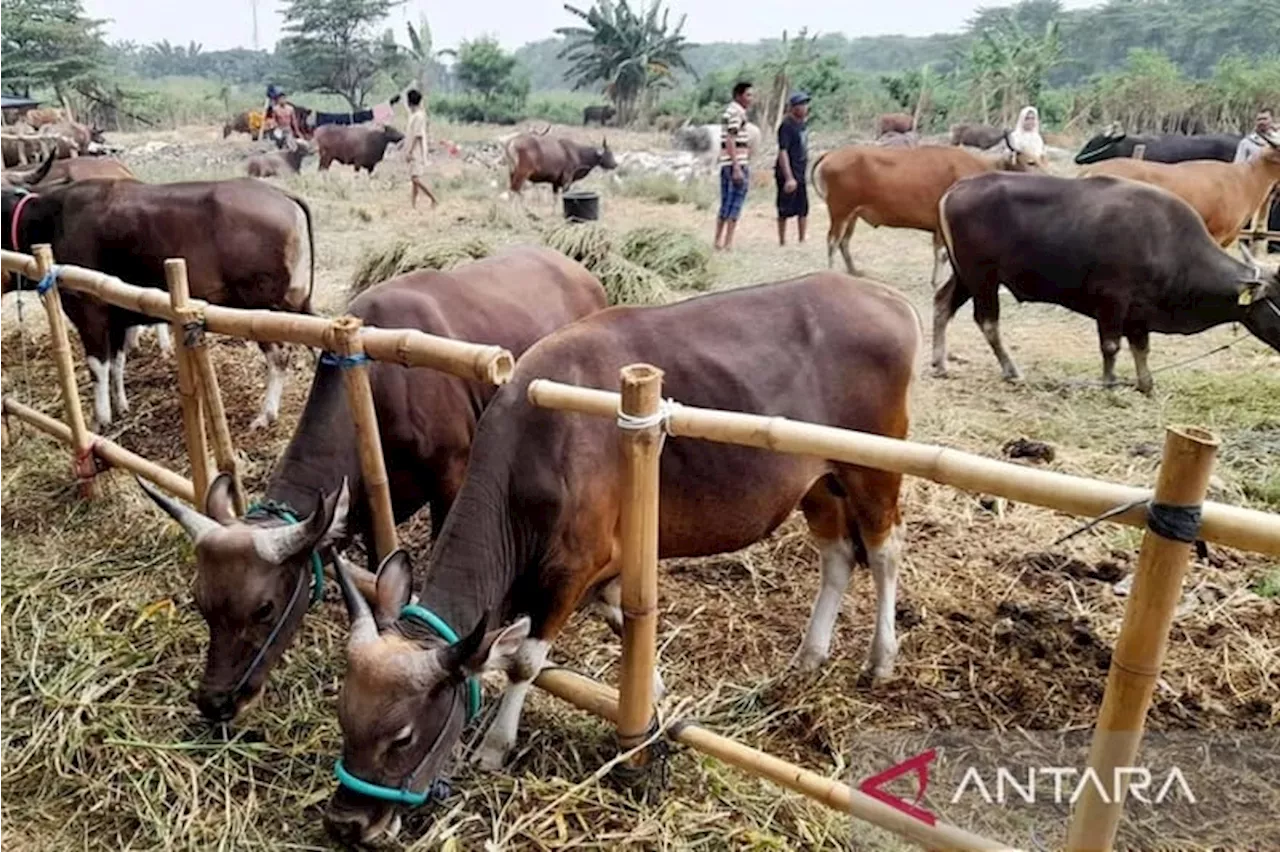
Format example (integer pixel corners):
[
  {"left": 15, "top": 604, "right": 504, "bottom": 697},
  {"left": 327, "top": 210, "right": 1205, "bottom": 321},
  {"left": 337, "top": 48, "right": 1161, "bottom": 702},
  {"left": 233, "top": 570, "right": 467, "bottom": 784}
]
[
  {"left": 246, "top": 501, "right": 325, "bottom": 605},
  {"left": 333, "top": 605, "right": 481, "bottom": 807}
]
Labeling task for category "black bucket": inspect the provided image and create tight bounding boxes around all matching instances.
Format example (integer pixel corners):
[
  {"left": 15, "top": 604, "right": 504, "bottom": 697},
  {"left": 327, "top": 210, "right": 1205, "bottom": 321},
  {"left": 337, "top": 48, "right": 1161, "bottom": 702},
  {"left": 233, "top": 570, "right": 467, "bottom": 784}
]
[{"left": 563, "top": 190, "right": 600, "bottom": 222}]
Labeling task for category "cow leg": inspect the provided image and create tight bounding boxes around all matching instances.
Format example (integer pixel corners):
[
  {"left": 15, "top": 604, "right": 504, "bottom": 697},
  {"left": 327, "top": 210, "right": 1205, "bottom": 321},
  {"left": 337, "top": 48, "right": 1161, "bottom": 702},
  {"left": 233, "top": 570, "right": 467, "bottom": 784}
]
[
  {"left": 471, "top": 637, "right": 550, "bottom": 771},
  {"left": 843, "top": 466, "right": 905, "bottom": 680},
  {"left": 86, "top": 353, "right": 112, "bottom": 428},
  {"left": 110, "top": 345, "right": 129, "bottom": 416},
  {"left": 1127, "top": 328, "right": 1153, "bottom": 395},
  {"left": 1096, "top": 310, "right": 1126, "bottom": 388},
  {"left": 931, "top": 274, "right": 973, "bottom": 377},
  {"left": 250, "top": 343, "right": 290, "bottom": 430},
  {"left": 154, "top": 323, "right": 173, "bottom": 358},
  {"left": 794, "top": 481, "right": 852, "bottom": 671},
  {"left": 586, "top": 576, "right": 666, "bottom": 699},
  {"left": 123, "top": 326, "right": 141, "bottom": 354},
  {"left": 930, "top": 234, "right": 950, "bottom": 291},
  {"left": 974, "top": 289, "right": 1022, "bottom": 381},
  {"left": 838, "top": 218, "right": 858, "bottom": 274}
]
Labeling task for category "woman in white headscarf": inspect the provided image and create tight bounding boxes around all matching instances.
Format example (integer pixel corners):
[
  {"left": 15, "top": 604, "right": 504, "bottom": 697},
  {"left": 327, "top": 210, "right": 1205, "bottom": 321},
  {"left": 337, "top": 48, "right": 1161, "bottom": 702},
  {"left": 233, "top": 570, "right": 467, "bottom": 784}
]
[{"left": 1006, "top": 105, "right": 1046, "bottom": 164}]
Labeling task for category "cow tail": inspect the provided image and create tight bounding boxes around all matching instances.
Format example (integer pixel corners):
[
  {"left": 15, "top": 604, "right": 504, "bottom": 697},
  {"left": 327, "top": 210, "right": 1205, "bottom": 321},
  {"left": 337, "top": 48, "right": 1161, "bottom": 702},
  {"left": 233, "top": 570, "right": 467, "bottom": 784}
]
[
  {"left": 809, "top": 152, "right": 830, "bottom": 201},
  {"left": 284, "top": 191, "right": 316, "bottom": 313}
]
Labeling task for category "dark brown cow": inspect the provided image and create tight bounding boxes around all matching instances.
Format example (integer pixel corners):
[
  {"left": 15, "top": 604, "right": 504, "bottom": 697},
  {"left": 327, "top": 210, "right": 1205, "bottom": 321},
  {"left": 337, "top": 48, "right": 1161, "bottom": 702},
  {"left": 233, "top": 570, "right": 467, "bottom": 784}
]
[
  {"left": 322, "top": 272, "right": 921, "bottom": 844},
  {"left": 137, "top": 246, "right": 607, "bottom": 723},
  {"left": 314, "top": 124, "right": 405, "bottom": 173},
  {"left": 934, "top": 172, "right": 1280, "bottom": 391},
  {"left": 504, "top": 132, "right": 617, "bottom": 206},
  {"left": 811, "top": 144, "right": 1038, "bottom": 284},
  {"left": 876, "top": 112, "right": 915, "bottom": 136},
  {"left": 247, "top": 143, "right": 313, "bottom": 178},
  {"left": 2, "top": 178, "right": 314, "bottom": 428},
  {"left": 949, "top": 123, "right": 1006, "bottom": 149}
]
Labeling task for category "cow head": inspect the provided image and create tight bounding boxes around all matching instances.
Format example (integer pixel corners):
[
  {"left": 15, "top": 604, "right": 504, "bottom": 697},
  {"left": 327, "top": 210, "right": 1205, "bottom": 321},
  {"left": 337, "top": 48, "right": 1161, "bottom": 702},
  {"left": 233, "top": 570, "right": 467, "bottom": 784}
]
[
  {"left": 997, "top": 131, "right": 1043, "bottom": 172},
  {"left": 1236, "top": 245, "right": 1280, "bottom": 352},
  {"left": 138, "top": 474, "right": 350, "bottom": 722},
  {"left": 1075, "top": 128, "right": 1129, "bottom": 165},
  {"left": 88, "top": 125, "right": 106, "bottom": 144},
  {"left": 324, "top": 550, "right": 529, "bottom": 845},
  {"left": 598, "top": 137, "right": 617, "bottom": 170},
  {"left": 382, "top": 125, "right": 405, "bottom": 146}
]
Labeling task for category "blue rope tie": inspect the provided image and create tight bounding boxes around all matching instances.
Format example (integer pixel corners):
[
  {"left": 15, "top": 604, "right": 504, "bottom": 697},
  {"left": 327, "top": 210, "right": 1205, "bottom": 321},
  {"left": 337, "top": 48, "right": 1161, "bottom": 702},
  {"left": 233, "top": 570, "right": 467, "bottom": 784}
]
[
  {"left": 246, "top": 500, "right": 325, "bottom": 605},
  {"left": 36, "top": 266, "right": 59, "bottom": 296},
  {"left": 319, "top": 351, "right": 370, "bottom": 369}
]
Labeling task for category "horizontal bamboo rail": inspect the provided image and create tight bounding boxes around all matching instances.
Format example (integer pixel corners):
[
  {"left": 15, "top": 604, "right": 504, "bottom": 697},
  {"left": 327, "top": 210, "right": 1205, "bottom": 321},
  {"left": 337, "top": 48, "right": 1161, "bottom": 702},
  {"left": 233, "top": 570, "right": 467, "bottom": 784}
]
[
  {"left": 0, "top": 251, "right": 516, "bottom": 385},
  {"left": 3, "top": 396, "right": 195, "bottom": 503},
  {"left": 535, "top": 668, "right": 1013, "bottom": 851},
  {"left": 526, "top": 380, "right": 1280, "bottom": 556}
]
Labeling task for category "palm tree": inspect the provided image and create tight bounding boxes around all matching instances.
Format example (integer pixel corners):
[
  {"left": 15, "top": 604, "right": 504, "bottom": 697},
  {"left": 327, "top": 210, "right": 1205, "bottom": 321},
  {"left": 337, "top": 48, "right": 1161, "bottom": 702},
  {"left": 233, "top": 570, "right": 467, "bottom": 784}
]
[{"left": 556, "top": 0, "right": 693, "bottom": 124}]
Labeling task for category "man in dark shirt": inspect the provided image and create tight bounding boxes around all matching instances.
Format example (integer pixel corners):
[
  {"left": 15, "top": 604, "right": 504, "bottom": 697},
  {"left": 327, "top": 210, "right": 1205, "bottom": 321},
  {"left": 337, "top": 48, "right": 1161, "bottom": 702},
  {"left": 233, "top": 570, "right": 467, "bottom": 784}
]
[{"left": 775, "top": 92, "right": 811, "bottom": 246}]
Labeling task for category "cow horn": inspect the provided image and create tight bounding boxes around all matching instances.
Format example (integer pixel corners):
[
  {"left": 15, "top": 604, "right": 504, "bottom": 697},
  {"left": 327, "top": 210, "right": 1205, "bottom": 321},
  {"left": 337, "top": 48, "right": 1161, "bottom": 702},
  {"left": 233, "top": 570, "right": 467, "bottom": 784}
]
[
  {"left": 136, "top": 476, "right": 222, "bottom": 542},
  {"left": 251, "top": 479, "right": 350, "bottom": 565},
  {"left": 333, "top": 550, "right": 377, "bottom": 648},
  {"left": 1239, "top": 242, "right": 1263, "bottom": 279}
]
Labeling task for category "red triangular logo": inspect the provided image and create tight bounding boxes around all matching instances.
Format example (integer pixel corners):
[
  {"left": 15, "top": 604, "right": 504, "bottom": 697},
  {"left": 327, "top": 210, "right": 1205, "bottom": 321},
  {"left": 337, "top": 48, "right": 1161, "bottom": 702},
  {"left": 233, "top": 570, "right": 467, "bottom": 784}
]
[{"left": 858, "top": 748, "right": 937, "bottom": 826}]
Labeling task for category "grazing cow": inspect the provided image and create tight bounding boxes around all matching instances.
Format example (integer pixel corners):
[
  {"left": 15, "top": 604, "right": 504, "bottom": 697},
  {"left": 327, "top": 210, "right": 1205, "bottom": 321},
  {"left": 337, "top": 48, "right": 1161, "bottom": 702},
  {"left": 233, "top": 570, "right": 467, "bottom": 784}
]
[
  {"left": 223, "top": 110, "right": 264, "bottom": 141},
  {"left": 1081, "top": 139, "right": 1280, "bottom": 246},
  {"left": 314, "top": 123, "right": 405, "bottom": 173},
  {"left": 247, "top": 143, "right": 313, "bottom": 178},
  {"left": 137, "top": 246, "right": 607, "bottom": 722},
  {"left": 504, "top": 132, "right": 617, "bottom": 206},
  {"left": 876, "top": 112, "right": 915, "bottom": 136},
  {"left": 933, "top": 172, "right": 1280, "bottom": 391},
  {"left": 811, "top": 143, "right": 1039, "bottom": 284},
  {"left": 582, "top": 105, "right": 616, "bottom": 126},
  {"left": 2, "top": 178, "right": 314, "bottom": 428},
  {"left": 950, "top": 123, "right": 1006, "bottom": 149},
  {"left": 322, "top": 272, "right": 921, "bottom": 844},
  {"left": 1, "top": 151, "right": 134, "bottom": 188},
  {"left": 1074, "top": 129, "right": 1241, "bottom": 164}
]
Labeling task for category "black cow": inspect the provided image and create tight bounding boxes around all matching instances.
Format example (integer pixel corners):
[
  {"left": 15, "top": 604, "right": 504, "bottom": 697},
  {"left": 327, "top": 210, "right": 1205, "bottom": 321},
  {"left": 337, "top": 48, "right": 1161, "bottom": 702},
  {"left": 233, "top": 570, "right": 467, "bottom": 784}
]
[
  {"left": 1074, "top": 129, "right": 1241, "bottom": 164},
  {"left": 933, "top": 172, "right": 1280, "bottom": 392},
  {"left": 583, "top": 105, "right": 616, "bottom": 126}
]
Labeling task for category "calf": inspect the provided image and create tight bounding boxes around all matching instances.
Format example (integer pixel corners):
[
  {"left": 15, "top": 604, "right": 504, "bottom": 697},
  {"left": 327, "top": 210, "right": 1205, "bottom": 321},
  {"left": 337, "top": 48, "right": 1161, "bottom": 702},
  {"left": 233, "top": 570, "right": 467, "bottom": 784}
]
[
  {"left": 812, "top": 143, "right": 1038, "bottom": 284},
  {"left": 876, "top": 112, "right": 915, "bottom": 136},
  {"left": 504, "top": 132, "right": 616, "bottom": 206},
  {"left": 138, "top": 247, "right": 606, "bottom": 723},
  {"left": 247, "top": 143, "right": 313, "bottom": 178},
  {"left": 2, "top": 178, "right": 314, "bottom": 428},
  {"left": 1082, "top": 139, "right": 1280, "bottom": 246},
  {"left": 1074, "top": 129, "right": 1241, "bottom": 164},
  {"left": 583, "top": 104, "right": 616, "bottom": 126},
  {"left": 314, "top": 123, "right": 405, "bottom": 174},
  {"left": 934, "top": 172, "right": 1280, "bottom": 391},
  {"left": 950, "top": 123, "right": 1006, "bottom": 149},
  {"left": 322, "top": 272, "right": 921, "bottom": 844}
]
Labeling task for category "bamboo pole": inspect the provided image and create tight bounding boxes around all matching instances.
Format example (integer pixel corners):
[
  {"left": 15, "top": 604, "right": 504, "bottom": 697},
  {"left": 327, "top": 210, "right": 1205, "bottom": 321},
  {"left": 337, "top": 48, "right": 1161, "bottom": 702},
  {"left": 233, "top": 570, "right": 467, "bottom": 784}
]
[
  {"left": 615, "top": 364, "right": 664, "bottom": 764},
  {"left": 2, "top": 396, "right": 196, "bottom": 502},
  {"left": 535, "top": 668, "right": 1012, "bottom": 851},
  {"left": 525, "top": 381, "right": 1280, "bottom": 556},
  {"left": 32, "top": 244, "right": 99, "bottom": 498},
  {"left": 164, "top": 259, "right": 213, "bottom": 512},
  {"left": 165, "top": 259, "right": 245, "bottom": 515},
  {"left": 331, "top": 317, "right": 398, "bottom": 562},
  {"left": 1066, "top": 426, "right": 1218, "bottom": 852}
]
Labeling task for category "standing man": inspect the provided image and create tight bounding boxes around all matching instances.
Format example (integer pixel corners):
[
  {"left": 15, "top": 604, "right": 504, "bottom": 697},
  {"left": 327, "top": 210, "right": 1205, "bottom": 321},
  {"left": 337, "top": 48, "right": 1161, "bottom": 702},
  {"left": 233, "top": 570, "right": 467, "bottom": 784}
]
[
  {"left": 405, "top": 89, "right": 438, "bottom": 209},
  {"left": 715, "top": 81, "right": 754, "bottom": 251},
  {"left": 775, "top": 91, "right": 810, "bottom": 246},
  {"left": 1234, "top": 108, "right": 1278, "bottom": 162},
  {"left": 264, "top": 86, "right": 301, "bottom": 150}
]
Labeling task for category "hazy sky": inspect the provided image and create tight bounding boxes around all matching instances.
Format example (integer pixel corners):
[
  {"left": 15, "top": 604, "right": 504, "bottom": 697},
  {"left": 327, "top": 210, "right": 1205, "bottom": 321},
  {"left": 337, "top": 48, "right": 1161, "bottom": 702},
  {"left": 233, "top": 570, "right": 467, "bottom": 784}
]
[{"left": 83, "top": 0, "right": 1103, "bottom": 53}]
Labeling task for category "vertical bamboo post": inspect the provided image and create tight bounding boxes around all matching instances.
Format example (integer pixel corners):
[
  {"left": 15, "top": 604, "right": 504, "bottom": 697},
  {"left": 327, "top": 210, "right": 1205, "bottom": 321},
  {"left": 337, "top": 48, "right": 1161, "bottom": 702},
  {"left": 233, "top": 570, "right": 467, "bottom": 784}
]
[
  {"left": 34, "top": 244, "right": 99, "bottom": 498},
  {"left": 164, "top": 259, "right": 214, "bottom": 512},
  {"left": 615, "top": 364, "right": 664, "bottom": 766},
  {"left": 165, "top": 259, "right": 245, "bottom": 515},
  {"left": 332, "top": 316, "right": 398, "bottom": 562},
  {"left": 1066, "top": 425, "right": 1218, "bottom": 852}
]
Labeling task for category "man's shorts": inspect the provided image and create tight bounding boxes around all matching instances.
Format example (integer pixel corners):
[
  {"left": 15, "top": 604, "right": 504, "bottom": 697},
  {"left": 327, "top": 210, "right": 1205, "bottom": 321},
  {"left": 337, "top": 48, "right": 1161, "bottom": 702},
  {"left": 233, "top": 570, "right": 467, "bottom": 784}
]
[
  {"left": 718, "top": 164, "right": 749, "bottom": 221},
  {"left": 775, "top": 168, "right": 809, "bottom": 219}
]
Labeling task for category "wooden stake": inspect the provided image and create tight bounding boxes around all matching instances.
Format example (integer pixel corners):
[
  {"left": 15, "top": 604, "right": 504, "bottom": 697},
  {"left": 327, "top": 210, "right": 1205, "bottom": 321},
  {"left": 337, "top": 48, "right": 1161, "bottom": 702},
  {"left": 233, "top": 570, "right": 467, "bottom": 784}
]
[
  {"left": 1066, "top": 425, "right": 1219, "bottom": 852},
  {"left": 164, "top": 259, "right": 213, "bottom": 512},
  {"left": 332, "top": 316, "right": 398, "bottom": 562},
  {"left": 615, "top": 364, "right": 664, "bottom": 763},
  {"left": 32, "top": 244, "right": 99, "bottom": 498}
]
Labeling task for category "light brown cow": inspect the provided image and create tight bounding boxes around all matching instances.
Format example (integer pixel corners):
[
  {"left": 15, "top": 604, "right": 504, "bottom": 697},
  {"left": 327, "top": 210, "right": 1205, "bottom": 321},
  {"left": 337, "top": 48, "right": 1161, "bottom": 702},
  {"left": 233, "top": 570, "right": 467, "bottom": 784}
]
[
  {"left": 1081, "top": 141, "right": 1280, "bottom": 247},
  {"left": 812, "top": 144, "right": 1038, "bottom": 284},
  {"left": 322, "top": 272, "right": 921, "bottom": 844}
]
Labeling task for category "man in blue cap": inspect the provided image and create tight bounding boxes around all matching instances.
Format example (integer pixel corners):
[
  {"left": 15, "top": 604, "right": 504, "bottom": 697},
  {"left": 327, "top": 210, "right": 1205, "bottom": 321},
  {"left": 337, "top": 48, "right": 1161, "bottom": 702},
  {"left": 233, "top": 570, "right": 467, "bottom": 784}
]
[{"left": 775, "top": 91, "right": 811, "bottom": 246}]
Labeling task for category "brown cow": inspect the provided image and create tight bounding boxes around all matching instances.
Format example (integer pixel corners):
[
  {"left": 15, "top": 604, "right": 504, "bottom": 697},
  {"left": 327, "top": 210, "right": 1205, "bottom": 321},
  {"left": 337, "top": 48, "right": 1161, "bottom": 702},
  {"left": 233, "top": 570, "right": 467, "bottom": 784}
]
[
  {"left": 137, "top": 246, "right": 607, "bottom": 722},
  {"left": 23, "top": 107, "right": 65, "bottom": 129},
  {"left": 812, "top": 144, "right": 1038, "bottom": 284},
  {"left": 247, "top": 143, "right": 313, "bottom": 178},
  {"left": 322, "top": 272, "right": 921, "bottom": 844},
  {"left": 876, "top": 112, "right": 915, "bottom": 136},
  {"left": 2, "top": 178, "right": 314, "bottom": 429},
  {"left": 1081, "top": 141, "right": 1280, "bottom": 247},
  {"left": 314, "top": 123, "right": 405, "bottom": 173},
  {"left": 950, "top": 123, "right": 1006, "bottom": 149},
  {"left": 2, "top": 151, "right": 135, "bottom": 188},
  {"left": 40, "top": 121, "right": 104, "bottom": 154},
  {"left": 504, "top": 132, "right": 617, "bottom": 207},
  {"left": 223, "top": 110, "right": 263, "bottom": 141}
]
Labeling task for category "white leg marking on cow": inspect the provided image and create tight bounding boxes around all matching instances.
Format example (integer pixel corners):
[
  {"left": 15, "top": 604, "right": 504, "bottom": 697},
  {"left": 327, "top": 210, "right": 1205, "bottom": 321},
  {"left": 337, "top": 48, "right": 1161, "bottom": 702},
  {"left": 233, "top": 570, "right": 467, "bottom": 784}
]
[
  {"left": 865, "top": 524, "right": 903, "bottom": 679},
  {"left": 1132, "top": 343, "right": 1152, "bottom": 395},
  {"left": 123, "top": 327, "right": 141, "bottom": 353},
  {"left": 110, "top": 347, "right": 129, "bottom": 415},
  {"left": 589, "top": 577, "right": 624, "bottom": 637},
  {"left": 155, "top": 323, "right": 173, "bottom": 358},
  {"left": 980, "top": 319, "right": 1022, "bottom": 382},
  {"left": 250, "top": 346, "right": 289, "bottom": 431},
  {"left": 87, "top": 356, "right": 111, "bottom": 428},
  {"left": 930, "top": 243, "right": 949, "bottom": 291},
  {"left": 472, "top": 638, "right": 550, "bottom": 771},
  {"left": 285, "top": 203, "right": 312, "bottom": 311},
  {"left": 794, "top": 537, "right": 854, "bottom": 672}
]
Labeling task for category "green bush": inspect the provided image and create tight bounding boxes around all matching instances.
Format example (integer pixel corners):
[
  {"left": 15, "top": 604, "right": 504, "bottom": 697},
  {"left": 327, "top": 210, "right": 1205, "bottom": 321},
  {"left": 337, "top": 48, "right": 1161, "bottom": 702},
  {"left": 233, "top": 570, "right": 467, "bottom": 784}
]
[{"left": 432, "top": 93, "right": 526, "bottom": 124}]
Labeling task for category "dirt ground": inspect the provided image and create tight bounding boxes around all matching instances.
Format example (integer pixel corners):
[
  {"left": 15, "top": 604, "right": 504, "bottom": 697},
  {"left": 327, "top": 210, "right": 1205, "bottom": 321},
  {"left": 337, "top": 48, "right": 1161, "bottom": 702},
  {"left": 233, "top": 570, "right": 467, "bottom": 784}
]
[{"left": 1, "top": 121, "right": 1278, "bottom": 851}]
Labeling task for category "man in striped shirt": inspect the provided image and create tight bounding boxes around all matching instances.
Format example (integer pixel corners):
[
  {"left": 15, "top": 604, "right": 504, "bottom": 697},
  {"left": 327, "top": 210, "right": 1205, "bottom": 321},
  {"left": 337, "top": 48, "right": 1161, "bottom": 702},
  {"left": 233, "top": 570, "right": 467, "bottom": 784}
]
[{"left": 714, "top": 81, "right": 755, "bottom": 251}]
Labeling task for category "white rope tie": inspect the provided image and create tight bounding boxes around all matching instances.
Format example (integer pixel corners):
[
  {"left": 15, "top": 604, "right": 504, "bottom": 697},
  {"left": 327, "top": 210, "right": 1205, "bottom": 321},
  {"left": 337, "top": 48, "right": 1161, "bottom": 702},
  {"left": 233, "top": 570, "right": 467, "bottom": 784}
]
[{"left": 616, "top": 398, "right": 682, "bottom": 434}]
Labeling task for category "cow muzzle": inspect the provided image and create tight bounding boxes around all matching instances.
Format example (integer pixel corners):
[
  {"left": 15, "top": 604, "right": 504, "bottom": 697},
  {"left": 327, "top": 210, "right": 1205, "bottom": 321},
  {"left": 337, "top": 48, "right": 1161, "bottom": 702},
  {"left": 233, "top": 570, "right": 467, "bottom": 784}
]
[
  {"left": 324, "top": 788, "right": 400, "bottom": 846},
  {"left": 192, "top": 681, "right": 261, "bottom": 723}
]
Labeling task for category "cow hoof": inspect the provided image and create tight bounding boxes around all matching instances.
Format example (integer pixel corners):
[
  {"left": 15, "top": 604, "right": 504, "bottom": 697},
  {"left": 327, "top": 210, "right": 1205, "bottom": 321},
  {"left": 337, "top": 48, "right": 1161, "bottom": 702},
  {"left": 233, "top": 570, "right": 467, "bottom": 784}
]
[
  {"left": 1001, "top": 370, "right": 1024, "bottom": 384},
  {"left": 788, "top": 647, "right": 828, "bottom": 673},
  {"left": 931, "top": 364, "right": 949, "bottom": 379},
  {"left": 1137, "top": 381, "right": 1154, "bottom": 396},
  {"left": 248, "top": 414, "right": 274, "bottom": 431}
]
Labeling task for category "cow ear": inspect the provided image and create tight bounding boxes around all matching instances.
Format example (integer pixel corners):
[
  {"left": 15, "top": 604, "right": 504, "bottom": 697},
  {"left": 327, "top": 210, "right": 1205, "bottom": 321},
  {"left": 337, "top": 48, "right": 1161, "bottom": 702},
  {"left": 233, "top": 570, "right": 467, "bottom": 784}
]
[
  {"left": 373, "top": 549, "right": 415, "bottom": 627},
  {"left": 204, "top": 473, "right": 239, "bottom": 524},
  {"left": 447, "top": 616, "right": 531, "bottom": 676}
]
